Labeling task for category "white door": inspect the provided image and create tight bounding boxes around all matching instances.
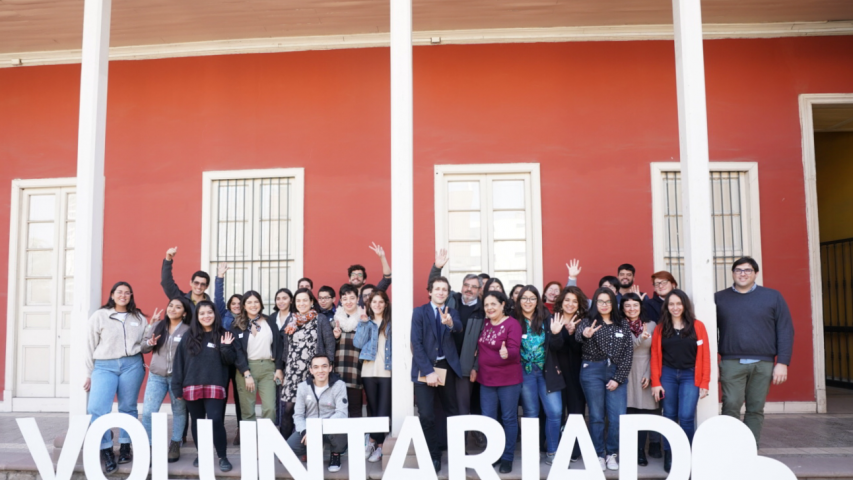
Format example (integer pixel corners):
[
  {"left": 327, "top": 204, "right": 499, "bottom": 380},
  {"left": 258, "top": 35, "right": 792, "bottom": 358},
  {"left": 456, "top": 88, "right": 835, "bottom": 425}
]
[{"left": 15, "top": 187, "right": 76, "bottom": 398}]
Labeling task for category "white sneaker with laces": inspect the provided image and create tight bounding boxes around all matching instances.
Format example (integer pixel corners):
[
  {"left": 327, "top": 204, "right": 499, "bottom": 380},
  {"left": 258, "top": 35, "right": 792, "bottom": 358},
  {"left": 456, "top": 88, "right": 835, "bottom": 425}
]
[
  {"left": 598, "top": 457, "right": 606, "bottom": 470},
  {"left": 368, "top": 446, "right": 382, "bottom": 463},
  {"left": 365, "top": 442, "right": 375, "bottom": 459},
  {"left": 606, "top": 453, "right": 619, "bottom": 470}
]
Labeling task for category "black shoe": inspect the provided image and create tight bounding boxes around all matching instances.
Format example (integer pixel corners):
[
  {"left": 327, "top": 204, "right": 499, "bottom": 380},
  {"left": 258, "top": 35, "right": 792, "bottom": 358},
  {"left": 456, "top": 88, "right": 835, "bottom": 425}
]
[
  {"left": 499, "top": 459, "right": 513, "bottom": 473},
  {"left": 117, "top": 443, "right": 132, "bottom": 464},
  {"left": 219, "top": 457, "right": 233, "bottom": 472},
  {"left": 193, "top": 457, "right": 199, "bottom": 468},
  {"left": 492, "top": 459, "right": 501, "bottom": 467},
  {"left": 664, "top": 450, "right": 672, "bottom": 473},
  {"left": 638, "top": 448, "right": 648, "bottom": 466},
  {"left": 432, "top": 458, "right": 441, "bottom": 472},
  {"left": 328, "top": 453, "right": 342, "bottom": 473},
  {"left": 101, "top": 448, "right": 117, "bottom": 474},
  {"left": 648, "top": 442, "right": 662, "bottom": 459}
]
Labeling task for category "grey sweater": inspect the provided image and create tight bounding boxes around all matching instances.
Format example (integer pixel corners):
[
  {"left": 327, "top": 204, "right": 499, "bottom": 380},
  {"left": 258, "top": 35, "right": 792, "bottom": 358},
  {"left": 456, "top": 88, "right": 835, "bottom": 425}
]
[
  {"left": 293, "top": 373, "right": 348, "bottom": 434},
  {"left": 715, "top": 285, "right": 794, "bottom": 365}
]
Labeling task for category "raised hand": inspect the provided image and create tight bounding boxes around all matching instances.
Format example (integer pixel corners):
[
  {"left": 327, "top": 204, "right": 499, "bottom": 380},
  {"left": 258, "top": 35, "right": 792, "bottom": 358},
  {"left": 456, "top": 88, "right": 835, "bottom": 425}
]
[
  {"left": 566, "top": 259, "right": 582, "bottom": 279},
  {"left": 440, "top": 306, "right": 453, "bottom": 327},
  {"left": 550, "top": 315, "right": 563, "bottom": 335},
  {"left": 166, "top": 246, "right": 178, "bottom": 261},
  {"left": 641, "top": 326, "right": 652, "bottom": 340},
  {"left": 499, "top": 341, "right": 508, "bottom": 359},
  {"left": 149, "top": 308, "right": 163, "bottom": 325},
  {"left": 435, "top": 248, "right": 449, "bottom": 269},
  {"left": 565, "top": 313, "right": 582, "bottom": 335},
  {"left": 221, "top": 331, "right": 234, "bottom": 345},
  {"left": 630, "top": 284, "right": 647, "bottom": 300},
  {"left": 368, "top": 242, "right": 386, "bottom": 258},
  {"left": 147, "top": 334, "right": 161, "bottom": 346},
  {"left": 333, "top": 320, "right": 342, "bottom": 339},
  {"left": 359, "top": 307, "right": 368, "bottom": 322},
  {"left": 217, "top": 263, "right": 230, "bottom": 278},
  {"left": 583, "top": 319, "right": 602, "bottom": 338}
]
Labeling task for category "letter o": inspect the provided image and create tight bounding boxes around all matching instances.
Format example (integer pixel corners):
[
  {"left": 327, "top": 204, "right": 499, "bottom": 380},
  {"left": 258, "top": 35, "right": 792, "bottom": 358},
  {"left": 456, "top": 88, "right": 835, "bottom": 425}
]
[{"left": 83, "top": 413, "right": 151, "bottom": 480}]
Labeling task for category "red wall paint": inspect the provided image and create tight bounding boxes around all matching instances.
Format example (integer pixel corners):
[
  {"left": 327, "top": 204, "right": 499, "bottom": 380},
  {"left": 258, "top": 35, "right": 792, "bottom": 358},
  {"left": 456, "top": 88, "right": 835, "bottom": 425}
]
[{"left": 2, "top": 36, "right": 852, "bottom": 403}]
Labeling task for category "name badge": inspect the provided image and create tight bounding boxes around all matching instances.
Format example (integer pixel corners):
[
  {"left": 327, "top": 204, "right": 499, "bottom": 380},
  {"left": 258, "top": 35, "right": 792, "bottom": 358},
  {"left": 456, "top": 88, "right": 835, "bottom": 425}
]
[
  {"left": 521, "top": 334, "right": 528, "bottom": 339},
  {"left": 130, "top": 322, "right": 139, "bottom": 326},
  {"left": 207, "top": 342, "right": 215, "bottom": 348},
  {"left": 174, "top": 336, "right": 182, "bottom": 342},
  {"left": 697, "top": 340, "right": 704, "bottom": 345},
  {"left": 239, "top": 333, "right": 244, "bottom": 338},
  {"left": 615, "top": 332, "right": 624, "bottom": 338}
]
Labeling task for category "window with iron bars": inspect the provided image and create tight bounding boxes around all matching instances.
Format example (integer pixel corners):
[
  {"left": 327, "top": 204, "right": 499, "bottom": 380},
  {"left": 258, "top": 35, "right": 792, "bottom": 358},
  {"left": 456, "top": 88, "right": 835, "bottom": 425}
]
[
  {"left": 209, "top": 177, "right": 294, "bottom": 304},
  {"left": 659, "top": 169, "right": 759, "bottom": 291}
]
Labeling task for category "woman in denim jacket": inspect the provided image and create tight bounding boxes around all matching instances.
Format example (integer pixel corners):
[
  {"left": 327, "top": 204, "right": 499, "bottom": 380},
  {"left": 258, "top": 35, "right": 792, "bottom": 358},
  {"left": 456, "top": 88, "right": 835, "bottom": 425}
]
[{"left": 353, "top": 290, "right": 392, "bottom": 463}]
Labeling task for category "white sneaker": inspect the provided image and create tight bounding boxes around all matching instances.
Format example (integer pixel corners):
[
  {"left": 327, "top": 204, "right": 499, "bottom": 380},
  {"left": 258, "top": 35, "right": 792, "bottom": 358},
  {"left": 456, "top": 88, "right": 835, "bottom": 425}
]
[
  {"left": 598, "top": 457, "right": 606, "bottom": 470},
  {"left": 368, "top": 445, "right": 382, "bottom": 463},
  {"left": 365, "top": 442, "right": 375, "bottom": 459},
  {"left": 606, "top": 453, "right": 619, "bottom": 470}
]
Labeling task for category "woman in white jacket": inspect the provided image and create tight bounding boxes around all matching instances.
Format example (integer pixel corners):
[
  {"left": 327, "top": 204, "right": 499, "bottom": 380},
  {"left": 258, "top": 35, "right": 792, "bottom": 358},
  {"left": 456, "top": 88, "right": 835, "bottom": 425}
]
[{"left": 83, "top": 281, "right": 149, "bottom": 474}]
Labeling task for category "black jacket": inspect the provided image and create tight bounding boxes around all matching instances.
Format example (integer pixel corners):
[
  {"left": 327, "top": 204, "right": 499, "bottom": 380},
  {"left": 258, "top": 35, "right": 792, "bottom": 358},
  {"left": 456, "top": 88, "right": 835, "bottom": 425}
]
[
  {"left": 520, "top": 318, "right": 566, "bottom": 393},
  {"left": 230, "top": 315, "right": 285, "bottom": 374},
  {"left": 171, "top": 330, "right": 234, "bottom": 394},
  {"left": 280, "top": 312, "right": 337, "bottom": 364},
  {"left": 160, "top": 259, "right": 210, "bottom": 311}
]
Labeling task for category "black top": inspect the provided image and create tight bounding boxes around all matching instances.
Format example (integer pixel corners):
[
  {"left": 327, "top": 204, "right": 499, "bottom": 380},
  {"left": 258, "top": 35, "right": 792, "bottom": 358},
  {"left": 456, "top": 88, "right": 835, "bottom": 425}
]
[
  {"left": 574, "top": 317, "right": 634, "bottom": 384},
  {"left": 661, "top": 329, "right": 697, "bottom": 370},
  {"left": 453, "top": 301, "right": 480, "bottom": 353},
  {"left": 171, "top": 331, "right": 235, "bottom": 394}
]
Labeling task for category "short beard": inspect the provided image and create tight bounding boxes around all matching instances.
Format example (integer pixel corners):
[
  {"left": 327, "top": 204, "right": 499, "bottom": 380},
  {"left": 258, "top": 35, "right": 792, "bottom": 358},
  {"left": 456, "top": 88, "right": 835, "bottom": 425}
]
[{"left": 619, "top": 279, "right": 634, "bottom": 290}]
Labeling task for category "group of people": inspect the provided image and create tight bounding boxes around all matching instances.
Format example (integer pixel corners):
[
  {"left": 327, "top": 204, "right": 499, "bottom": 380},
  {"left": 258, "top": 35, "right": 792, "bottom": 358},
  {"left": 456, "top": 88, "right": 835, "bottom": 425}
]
[{"left": 83, "top": 241, "right": 794, "bottom": 475}]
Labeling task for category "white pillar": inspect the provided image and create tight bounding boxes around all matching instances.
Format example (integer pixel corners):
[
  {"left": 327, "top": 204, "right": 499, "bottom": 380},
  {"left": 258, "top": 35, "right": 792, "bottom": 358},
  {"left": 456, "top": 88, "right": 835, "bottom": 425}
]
[
  {"left": 389, "top": 0, "right": 414, "bottom": 436},
  {"left": 671, "top": 0, "right": 719, "bottom": 423},
  {"left": 69, "top": 0, "right": 111, "bottom": 416}
]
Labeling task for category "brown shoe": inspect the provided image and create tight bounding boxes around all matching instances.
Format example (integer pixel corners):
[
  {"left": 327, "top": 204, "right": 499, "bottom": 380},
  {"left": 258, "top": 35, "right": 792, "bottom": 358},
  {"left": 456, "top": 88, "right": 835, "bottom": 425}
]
[
  {"left": 168, "top": 440, "right": 181, "bottom": 463},
  {"left": 233, "top": 427, "right": 241, "bottom": 446}
]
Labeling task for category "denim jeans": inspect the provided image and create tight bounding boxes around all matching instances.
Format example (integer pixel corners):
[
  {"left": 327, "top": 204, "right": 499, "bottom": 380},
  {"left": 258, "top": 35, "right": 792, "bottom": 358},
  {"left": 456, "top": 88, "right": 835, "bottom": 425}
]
[
  {"left": 88, "top": 355, "right": 146, "bottom": 449},
  {"left": 579, "top": 360, "right": 627, "bottom": 457},
  {"left": 520, "top": 365, "right": 562, "bottom": 453},
  {"left": 659, "top": 366, "right": 700, "bottom": 451},
  {"left": 480, "top": 382, "right": 522, "bottom": 462},
  {"left": 141, "top": 372, "right": 187, "bottom": 443}
]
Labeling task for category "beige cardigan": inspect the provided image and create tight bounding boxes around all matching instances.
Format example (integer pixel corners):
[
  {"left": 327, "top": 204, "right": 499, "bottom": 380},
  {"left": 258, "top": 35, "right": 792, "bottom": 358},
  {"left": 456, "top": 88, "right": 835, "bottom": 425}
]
[{"left": 85, "top": 308, "right": 149, "bottom": 376}]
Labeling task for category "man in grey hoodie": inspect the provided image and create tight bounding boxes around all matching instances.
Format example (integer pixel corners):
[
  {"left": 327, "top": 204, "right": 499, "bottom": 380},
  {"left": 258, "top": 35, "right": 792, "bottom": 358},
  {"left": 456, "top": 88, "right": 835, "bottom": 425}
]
[{"left": 288, "top": 354, "right": 349, "bottom": 472}]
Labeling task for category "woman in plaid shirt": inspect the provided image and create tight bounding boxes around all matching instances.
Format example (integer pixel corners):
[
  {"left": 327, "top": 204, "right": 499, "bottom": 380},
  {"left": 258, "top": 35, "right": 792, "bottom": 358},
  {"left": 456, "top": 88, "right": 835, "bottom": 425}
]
[{"left": 333, "top": 284, "right": 365, "bottom": 419}]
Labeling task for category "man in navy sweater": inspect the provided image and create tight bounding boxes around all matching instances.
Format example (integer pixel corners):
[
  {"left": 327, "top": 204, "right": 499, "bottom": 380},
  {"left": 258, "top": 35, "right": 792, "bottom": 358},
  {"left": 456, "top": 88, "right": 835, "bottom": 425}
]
[{"left": 715, "top": 257, "right": 794, "bottom": 444}]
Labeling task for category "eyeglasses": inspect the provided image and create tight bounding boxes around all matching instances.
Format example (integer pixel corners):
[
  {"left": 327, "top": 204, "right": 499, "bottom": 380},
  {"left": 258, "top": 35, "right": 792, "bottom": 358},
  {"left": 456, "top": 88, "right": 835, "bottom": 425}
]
[
  {"left": 520, "top": 297, "right": 537, "bottom": 303},
  {"left": 350, "top": 272, "right": 365, "bottom": 278},
  {"left": 192, "top": 281, "right": 208, "bottom": 287},
  {"left": 318, "top": 296, "right": 333, "bottom": 301},
  {"left": 653, "top": 281, "right": 670, "bottom": 288},
  {"left": 597, "top": 300, "right": 612, "bottom": 306},
  {"left": 734, "top": 268, "right": 755, "bottom": 275}
]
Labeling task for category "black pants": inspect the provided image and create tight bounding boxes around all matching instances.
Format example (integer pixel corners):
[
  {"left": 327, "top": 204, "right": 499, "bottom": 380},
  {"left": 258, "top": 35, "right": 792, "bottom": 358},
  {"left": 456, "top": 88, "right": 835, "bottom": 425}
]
[
  {"left": 347, "top": 387, "right": 364, "bottom": 419},
  {"left": 186, "top": 398, "right": 227, "bottom": 458},
  {"left": 227, "top": 366, "right": 242, "bottom": 423},
  {"left": 413, "top": 360, "right": 459, "bottom": 460},
  {"left": 363, "top": 377, "right": 392, "bottom": 444},
  {"left": 627, "top": 407, "right": 662, "bottom": 447}
]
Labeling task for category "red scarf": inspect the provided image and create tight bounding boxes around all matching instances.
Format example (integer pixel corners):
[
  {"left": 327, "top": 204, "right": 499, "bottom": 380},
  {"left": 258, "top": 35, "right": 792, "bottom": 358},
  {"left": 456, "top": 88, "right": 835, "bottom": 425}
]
[
  {"left": 628, "top": 318, "right": 644, "bottom": 338},
  {"left": 285, "top": 310, "right": 317, "bottom": 335}
]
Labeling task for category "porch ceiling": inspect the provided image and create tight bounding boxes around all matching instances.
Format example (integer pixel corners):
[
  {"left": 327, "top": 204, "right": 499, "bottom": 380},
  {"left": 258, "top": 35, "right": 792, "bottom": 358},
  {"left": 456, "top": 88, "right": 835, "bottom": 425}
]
[
  {"left": 1, "top": 0, "right": 852, "bottom": 55},
  {"left": 814, "top": 105, "right": 853, "bottom": 133}
]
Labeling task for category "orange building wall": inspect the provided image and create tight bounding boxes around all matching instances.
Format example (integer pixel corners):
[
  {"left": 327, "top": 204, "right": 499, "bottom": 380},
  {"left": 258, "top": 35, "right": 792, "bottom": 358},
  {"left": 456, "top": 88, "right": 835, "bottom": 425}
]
[{"left": 2, "top": 35, "right": 853, "bottom": 404}]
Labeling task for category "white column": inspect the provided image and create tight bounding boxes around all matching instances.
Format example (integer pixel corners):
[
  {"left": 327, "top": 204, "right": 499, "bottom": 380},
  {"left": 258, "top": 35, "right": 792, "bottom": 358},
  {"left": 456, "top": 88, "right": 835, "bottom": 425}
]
[
  {"left": 671, "top": 0, "right": 719, "bottom": 424},
  {"left": 389, "top": 0, "right": 414, "bottom": 436},
  {"left": 69, "top": 0, "right": 111, "bottom": 416}
]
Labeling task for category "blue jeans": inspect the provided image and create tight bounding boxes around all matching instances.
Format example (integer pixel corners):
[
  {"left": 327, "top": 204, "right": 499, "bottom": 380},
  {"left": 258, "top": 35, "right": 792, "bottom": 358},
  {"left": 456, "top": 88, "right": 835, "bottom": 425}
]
[
  {"left": 579, "top": 360, "right": 627, "bottom": 457},
  {"left": 88, "top": 355, "right": 146, "bottom": 449},
  {"left": 141, "top": 372, "right": 187, "bottom": 443},
  {"left": 480, "top": 382, "right": 522, "bottom": 462},
  {"left": 659, "top": 366, "right": 700, "bottom": 451},
  {"left": 521, "top": 365, "right": 563, "bottom": 454}
]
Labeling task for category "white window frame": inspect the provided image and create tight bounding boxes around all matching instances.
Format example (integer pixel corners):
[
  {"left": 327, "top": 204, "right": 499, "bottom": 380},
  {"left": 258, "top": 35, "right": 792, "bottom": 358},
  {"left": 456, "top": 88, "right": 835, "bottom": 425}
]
[
  {"left": 434, "top": 163, "right": 543, "bottom": 288},
  {"left": 201, "top": 169, "right": 305, "bottom": 302},
  {"left": 650, "top": 162, "right": 763, "bottom": 289},
  {"left": 3, "top": 177, "right": 76, "bottom": 413}
]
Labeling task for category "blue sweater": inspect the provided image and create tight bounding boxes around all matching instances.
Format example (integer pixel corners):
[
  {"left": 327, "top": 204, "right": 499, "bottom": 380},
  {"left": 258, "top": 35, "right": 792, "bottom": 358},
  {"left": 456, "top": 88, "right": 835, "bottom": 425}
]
[{"left": 715, "top": 285, "right": 794, "bottom": 365}]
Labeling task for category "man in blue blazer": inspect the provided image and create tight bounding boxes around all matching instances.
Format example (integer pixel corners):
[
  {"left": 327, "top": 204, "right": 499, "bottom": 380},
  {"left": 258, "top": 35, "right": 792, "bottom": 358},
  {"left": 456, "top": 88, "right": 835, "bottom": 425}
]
[{"left": 410, "top": 276, "right": 463, "bottom": 472}]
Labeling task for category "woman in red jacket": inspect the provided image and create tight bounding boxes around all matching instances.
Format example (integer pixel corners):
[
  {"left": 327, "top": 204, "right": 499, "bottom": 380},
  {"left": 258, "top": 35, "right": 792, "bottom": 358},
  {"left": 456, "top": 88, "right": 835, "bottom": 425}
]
[{"left": 650, "top": 289, "right": 710, "bottom": 473}]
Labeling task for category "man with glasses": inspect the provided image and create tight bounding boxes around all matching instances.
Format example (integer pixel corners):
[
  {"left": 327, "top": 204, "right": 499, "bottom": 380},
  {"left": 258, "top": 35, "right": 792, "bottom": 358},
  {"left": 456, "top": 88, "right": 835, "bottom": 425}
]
[
  {"left": 715, "top": 256, "right": 794, "bottom": 445},
  {"left": 317, "top": 286, "right": 337, "bottom": 320},
  {"left": 161, "top": 246, "right": 211, "bottom": 312},
  {"left": 346, "top": 242, "right": 392, "bottom": 307}
]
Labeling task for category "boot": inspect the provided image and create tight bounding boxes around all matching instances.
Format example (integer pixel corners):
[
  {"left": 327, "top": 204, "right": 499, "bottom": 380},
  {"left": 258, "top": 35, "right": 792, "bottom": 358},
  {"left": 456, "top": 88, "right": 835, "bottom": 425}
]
[
  {"left": 101, "top": 448, "right": 117, "bottom": 474},
  {"left": 648, "top": 441, "right": 662, "bottom": 458},
  {"left": 118, "top": 443, "right": 132, "bottom": 464},
  {"left": 664, "top": 450, "right": 672, "bottom": 473},
  {"left": 233, "top": 426, "right": 241, "bottom": 446},
  {"left": 167, "top": 440, "right": 181, "bottom": 463},
  {"left": 638, "top": 448, "right": 648, "bottom": 466}
]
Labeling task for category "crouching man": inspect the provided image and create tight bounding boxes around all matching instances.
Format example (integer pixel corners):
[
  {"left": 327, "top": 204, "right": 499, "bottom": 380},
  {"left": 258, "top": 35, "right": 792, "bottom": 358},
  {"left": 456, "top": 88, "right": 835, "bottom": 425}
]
[{"left": 288, "top": 354, "right": 349, "bottom": 472}]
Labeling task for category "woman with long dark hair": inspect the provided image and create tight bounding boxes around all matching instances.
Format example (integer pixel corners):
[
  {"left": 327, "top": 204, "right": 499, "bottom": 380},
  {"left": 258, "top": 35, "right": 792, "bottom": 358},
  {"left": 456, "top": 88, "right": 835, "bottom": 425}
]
[
  {"left": 576, "top": 287, "right": 633, "bottom": 471},
  {"left": 271, "top": 287, "right": 295, "bottom": 330},
  {"left": 621, "top": 292, "right": 658, "bottom": 467},
  {"left": 553, "top": 285, "right": 587, "bottom": 459},
  {"left": 354, "top": 290, "right": 393, "bottom": 463},
  {"left": 141, "top": 296, "right": 193, "bottom": 463},
  {"left": 279, "top": 287, "right": 336, "bottom": 438},
  {"left": 84, "top": 281, "right": 148, "bottom": 474},
  {"left": 650, "top": 289, "right": 710, "bottom": 472},
  {"left": 172, "top": 300, "right": 235, "bottom": 472},
  {"left": 514, "top": 285, "right": 564, "bottom": 464},
  {"left": 231, "top": 291, "right": 283, "bottom": 424}
]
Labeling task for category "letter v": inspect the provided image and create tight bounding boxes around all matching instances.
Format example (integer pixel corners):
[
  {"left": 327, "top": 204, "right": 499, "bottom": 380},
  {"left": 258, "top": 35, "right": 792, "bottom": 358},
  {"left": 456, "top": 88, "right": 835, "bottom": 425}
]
[{"left": 17, "top": 415, "right": 91, "bottom": 480}]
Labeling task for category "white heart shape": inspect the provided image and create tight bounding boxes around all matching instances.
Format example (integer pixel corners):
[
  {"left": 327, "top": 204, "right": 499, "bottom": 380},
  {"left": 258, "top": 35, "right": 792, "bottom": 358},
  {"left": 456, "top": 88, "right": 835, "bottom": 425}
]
[{"left": 692, "top": 415, "right": 796, "bottom": 480}]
